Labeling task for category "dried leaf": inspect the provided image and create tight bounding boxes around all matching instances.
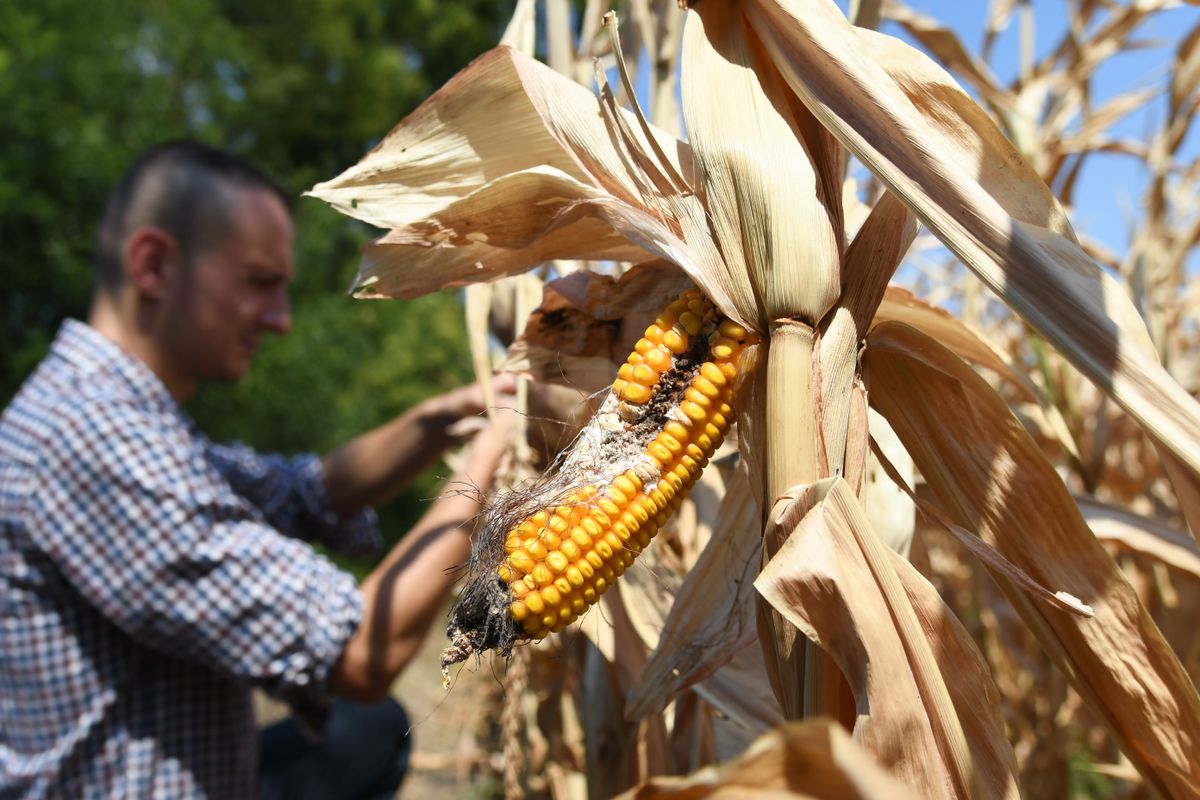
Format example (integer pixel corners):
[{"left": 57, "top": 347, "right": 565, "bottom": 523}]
[
  {"left": 1079, "top": 496, "right": 1200, "bottom": 579},
  {"left": 627, "top": 463, "right": 761, "bottom": 720},
  {"left": 617, "top": 718, "right": 919, "bottom": 800},
  {"left": 756, "top": 478, "right": 1019, "bottom": 799},
  {"left": 864, "top": 320, "right": 1200, "bottom": 798},
  {"left": 744, "top": 0, "right": 1200, "bottom": 512}
]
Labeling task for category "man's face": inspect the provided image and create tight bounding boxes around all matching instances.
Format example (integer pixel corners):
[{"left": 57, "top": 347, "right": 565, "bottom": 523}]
[{"left": 162, "top": 186, "right": 294, "bottom": 384}]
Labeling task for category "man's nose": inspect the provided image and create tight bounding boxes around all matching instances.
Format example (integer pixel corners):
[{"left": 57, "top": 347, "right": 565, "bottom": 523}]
[{"left": 262, "top": 291, "right": 292, "bottom": 334}]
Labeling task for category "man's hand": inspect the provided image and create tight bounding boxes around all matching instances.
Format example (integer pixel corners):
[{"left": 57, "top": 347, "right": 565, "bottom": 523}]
[{"left": 321, "top": 373, "right": 518, "bottom": 517}]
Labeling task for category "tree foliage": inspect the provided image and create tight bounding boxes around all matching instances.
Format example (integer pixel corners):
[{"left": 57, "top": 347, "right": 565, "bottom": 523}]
[{"left": 0, "top": 0, "right": 509, "bottom": 552}]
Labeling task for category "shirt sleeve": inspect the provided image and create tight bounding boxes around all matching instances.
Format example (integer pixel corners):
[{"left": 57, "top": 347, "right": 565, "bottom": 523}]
[
  {"left": 202, "top": 438, "right": 382, "bottom": 558},
  {"left": 26, "top": 398, "right": 363, "bottom": 712}
]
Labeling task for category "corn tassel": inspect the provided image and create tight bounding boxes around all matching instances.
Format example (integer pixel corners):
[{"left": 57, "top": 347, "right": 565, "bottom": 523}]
[{"left": 442, "top": 289, "right": 756, "bottom": 673}]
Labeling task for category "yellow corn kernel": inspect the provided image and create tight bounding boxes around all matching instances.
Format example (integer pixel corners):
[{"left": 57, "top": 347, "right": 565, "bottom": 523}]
[
  {"left": 594, "top": 577, "right": 608, "bottom": 595},
  {"left": 647, "top": 441, "right": 672, "bottom": 464},
  {"left": 719, "top": 319, "right": 748, "bottom": 339},
  {"left": 644, "top": 347, "right": 671, "bottom": 372},
  {"left": 658, "top": 432, "right": 683, "bottom": 454},
  {"left": 626, "top": 351, "right": 644, "bottom": 366},
  {"left": 598, "top": 497, "right": 620, "bottom": 518},
  {"left": 542, "top": 612, "right": 558, "bottom": 629},
  {"left": 522, "top": 538, "right": 548, "bottom": 561},
  {"left": 524, "top": 591, "right": 546, "bottom": 615},
  {"left": 497, "top": 564, "right": 511, "bottom": 582},
  {"left": 595, "top": 539, "right": 614, "bottom": 560},
  {"left": 541, "top": 584, "right": 562, "bottom": 608},
  {"left": 570, "top": 527, "right": 592, "bottom": 549},
  {"left": 571, "top": 596, "right": 588, "bottom": 615},
  {"left": 635, "top": 338, "right": 656, "bottom": 355},
  {"left": 565, "top": 566, "right": 585, "bottom": 588},
  {"left": 608, "top": 484, "right": 629, "bottom": 506},
  {"left": 559, "top": 539, "right": 581, "bottom": 561},
  {"left": 612, "top": 521, "right": 632, "bottom": 542},
  {"left": 643, "top": 324, "right": 665, "bottom": 344},
  {"left": 554, "top": 576, "right": 571, "bottom": 596},
  {"left": 547, "top": 515, "right": 568, "bottom": 535},
  {"left": 531, "top": 563, "right": 554, "bottom": 588},
  {"left": 700, "top": 361, "right": 727, "bottom": 386},
  {"left": 663, "top": 420, "right": 690, "bottom": 443},
  {"left": 673, "top": 463, "right": 691, "bottom": 483},
  {"left": 684, "top": 387, "right": 711, "bottom": 408},
  {"left": 613, "top": 474, "right": 639, "bottom": 499},
  {"left": 719, "top": 362, "right": 737, "bottom": 380},
  {"left": 603, "top": 531, "right": 623, "bottom": 552},
  {"left": 681, "top": 401, "right": 707, "bottom": 424},
  {"left": 632, "top": 363, "right": 659, "bottom": 387},
  {"left": 575, "top": 559, "right": 595, "bottom": 580},
  {"left": 510, "top": 580, "right": 530, "bottom": 599},
  {"left": 581, "top": 517, "right": 601, "bottom": 537},
  {"left": 678, "top": 311, "right": 702, "bottom": 335},
  {"left": 619, "top": 511, "right": 641, "bottom": 534},
  {"left": 507, "top": 550, "right": 534, "bottom": 574},
  {"left": 629, "top": 499, "right": 651, "bottom": 523},
  {"left": 583, "top": 586, "right": 597, "bottom": 603},
  {"left": 510, "top": 601, "right": 529, "bottom": 622},
  {"left": 585, "top": 550, "right": 604, "bottom": 570},
  {"left": 621, "top": 382, "right": 652, "bottom": 405},
  {"left": 663, "top": 328, "right": 688, "bottom": 354},
  {"left": 617, "top": 363, "right": 635, "bottom": 381},
  {"left": 546, "top": 550, "right": 568, "bottom": 574}
]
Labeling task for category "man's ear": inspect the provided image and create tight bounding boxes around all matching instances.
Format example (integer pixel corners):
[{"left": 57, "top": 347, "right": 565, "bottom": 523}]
[{"left": 124, "top": 227, "right": 180, "bottom": 301}]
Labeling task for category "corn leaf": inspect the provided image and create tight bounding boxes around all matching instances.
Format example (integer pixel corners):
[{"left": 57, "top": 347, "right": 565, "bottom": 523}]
[
  {"left": 617, "top": 718, "right": 919, "bottom": 800},
  {"left": 1079, "top": 496, "right": 1200, "bottom": 579},
  {"left": 864, "top": 320, "right": 1200, "bottom": 798},
  {"left": 742, "top": 0, "right": 1200, "bottom": 496},
  {"left": 755, "top": 478, "right": 1019, "bottom": 799},
  {"left": 627, "top": 462, "right": 761, "bottom": 720}
]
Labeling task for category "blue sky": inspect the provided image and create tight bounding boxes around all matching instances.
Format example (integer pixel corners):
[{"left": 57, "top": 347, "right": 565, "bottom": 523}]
[{"left": 880, "top": 2, "right": 1200, "bottom": 263}]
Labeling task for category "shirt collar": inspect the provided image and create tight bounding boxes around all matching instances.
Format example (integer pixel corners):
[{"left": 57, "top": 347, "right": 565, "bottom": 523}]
[{"left": 53, "top": 319, "right": 180, "bottom": 411}]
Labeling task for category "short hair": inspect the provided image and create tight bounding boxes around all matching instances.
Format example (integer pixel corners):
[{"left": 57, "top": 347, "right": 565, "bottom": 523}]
[{"left": 93, "top": 140, "right": 292, "bottom": 293}]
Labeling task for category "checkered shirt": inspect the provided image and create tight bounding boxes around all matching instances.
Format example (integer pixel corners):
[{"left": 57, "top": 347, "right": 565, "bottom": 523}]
[{"left": 0, "top": 320, "right": 382, "bottom": 799}]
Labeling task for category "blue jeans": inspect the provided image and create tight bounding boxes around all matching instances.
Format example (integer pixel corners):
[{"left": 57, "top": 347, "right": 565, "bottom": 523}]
[{"left": 258, "top": 698, "right": 411, "bottom": 800}]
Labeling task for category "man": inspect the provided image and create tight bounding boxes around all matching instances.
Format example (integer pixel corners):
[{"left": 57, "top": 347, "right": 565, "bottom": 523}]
[{"left": 0, "top": 141, "right": 511, "bottom": 798}]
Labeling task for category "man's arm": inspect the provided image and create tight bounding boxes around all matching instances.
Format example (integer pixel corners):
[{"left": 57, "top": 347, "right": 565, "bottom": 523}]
[
  {"left": 320, "top": 377, "right": 515, "bottom": 517},
  {"left": 330, "top": 420, "right": 510, "bottom": 702}
]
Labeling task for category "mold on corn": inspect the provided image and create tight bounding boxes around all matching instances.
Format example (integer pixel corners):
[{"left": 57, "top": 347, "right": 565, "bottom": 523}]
[{"left": 441, "top": 288, "right": 756, "bottom": 675}]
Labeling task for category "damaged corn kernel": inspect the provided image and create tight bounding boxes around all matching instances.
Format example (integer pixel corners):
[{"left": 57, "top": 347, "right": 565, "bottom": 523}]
[{"left": 442, "top": 288, "right": 757, "bottom": 673}]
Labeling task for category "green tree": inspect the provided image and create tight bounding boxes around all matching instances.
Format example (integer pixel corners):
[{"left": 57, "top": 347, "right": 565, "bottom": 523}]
[{"left": 0, "top": 0, "right": 508, "bottom": 555}]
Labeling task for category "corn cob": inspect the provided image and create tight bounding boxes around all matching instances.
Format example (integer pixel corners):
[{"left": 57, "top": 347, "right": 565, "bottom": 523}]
[{"left": 442, "top": 288, "right": 756, "bottom": 673}]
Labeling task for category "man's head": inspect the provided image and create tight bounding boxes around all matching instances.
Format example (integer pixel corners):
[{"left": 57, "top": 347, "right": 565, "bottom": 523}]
[{"left": 92, "top": 141, "right": 295, "bottom": 398}]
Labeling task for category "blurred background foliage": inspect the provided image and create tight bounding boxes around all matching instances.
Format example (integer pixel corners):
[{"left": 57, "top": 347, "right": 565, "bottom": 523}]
[{"left": 0, "top": 0, "right": 510, "bottom": 560}]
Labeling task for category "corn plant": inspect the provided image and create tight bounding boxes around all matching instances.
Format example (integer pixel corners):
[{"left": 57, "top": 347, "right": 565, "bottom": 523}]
[{"left": 310, "top": 0, "right": 1200, "bottom": 796}]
